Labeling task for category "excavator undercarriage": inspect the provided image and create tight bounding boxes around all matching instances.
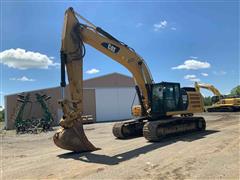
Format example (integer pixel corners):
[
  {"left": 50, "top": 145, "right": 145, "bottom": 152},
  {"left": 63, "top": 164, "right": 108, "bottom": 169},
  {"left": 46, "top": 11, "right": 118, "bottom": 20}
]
[
  {"left": 207, "top": 106, "right": 240, "bottom": 112},
  {"left": 54, "top": 115, "right": 206, "bottom": 152},
  {"left": 112, "top": 116, "right": 206, "bottom": 141},
  {"left": 112, "top": 118, "right": 147, "bottom": 139}
]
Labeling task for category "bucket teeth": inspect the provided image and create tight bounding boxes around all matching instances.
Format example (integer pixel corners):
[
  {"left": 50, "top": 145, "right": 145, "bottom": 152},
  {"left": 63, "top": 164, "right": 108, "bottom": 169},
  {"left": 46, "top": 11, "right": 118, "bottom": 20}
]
[{"left": 53, "top": 120, "right": 99, "bottom": 152}]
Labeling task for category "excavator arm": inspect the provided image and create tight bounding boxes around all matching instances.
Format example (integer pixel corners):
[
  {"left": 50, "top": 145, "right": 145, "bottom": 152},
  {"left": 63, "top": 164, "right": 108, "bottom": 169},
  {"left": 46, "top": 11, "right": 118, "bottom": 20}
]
[
  {"left": 60, "top": 7, "right": 153, "bottom": 127},
  {"left": 54, "top": 7, "right": 153, "bottom": 152},
  {"left": 195, "top": 82, "right": 222, "bottom": 96}
]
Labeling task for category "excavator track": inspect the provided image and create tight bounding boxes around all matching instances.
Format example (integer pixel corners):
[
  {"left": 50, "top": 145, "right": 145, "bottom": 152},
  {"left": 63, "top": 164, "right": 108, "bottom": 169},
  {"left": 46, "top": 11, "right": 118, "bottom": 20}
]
[
  {"left": 207, "top": 106, "right": 240, "bottom": 112},
  {"left": 112, "top": 119, "right": 147, "bottom": 139},
  {"left": 143, "top": 117, "right": 206, "bottom": 142}
]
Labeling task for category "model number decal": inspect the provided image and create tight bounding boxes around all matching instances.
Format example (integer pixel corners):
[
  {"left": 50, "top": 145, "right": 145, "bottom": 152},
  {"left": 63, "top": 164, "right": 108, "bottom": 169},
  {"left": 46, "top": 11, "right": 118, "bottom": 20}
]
[{"left": 101, "top": 42, "right": 120, "bottom": 53}]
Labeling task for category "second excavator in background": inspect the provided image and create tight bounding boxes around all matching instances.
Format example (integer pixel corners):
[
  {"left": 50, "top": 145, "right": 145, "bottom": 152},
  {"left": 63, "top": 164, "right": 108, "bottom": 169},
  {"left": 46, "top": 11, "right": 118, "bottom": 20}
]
[
  {"left": 53, "top": 7, "right": 206, "bottom": 153},
  {"left": 195, "top": 82, "right": 240, "bottom": 112}
]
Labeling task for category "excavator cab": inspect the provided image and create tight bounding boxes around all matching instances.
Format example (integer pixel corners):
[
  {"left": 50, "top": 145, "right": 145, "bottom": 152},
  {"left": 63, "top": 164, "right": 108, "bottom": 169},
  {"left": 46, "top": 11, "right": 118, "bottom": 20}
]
[
  {"left": 211, "top": 96, "right": 220, "bottom": 104},
  {"left": 150, "top": 82, "right": 183, "bottom": 119},
  {"left": 211, "top": 95, "right": 225, "bottom": 104}
]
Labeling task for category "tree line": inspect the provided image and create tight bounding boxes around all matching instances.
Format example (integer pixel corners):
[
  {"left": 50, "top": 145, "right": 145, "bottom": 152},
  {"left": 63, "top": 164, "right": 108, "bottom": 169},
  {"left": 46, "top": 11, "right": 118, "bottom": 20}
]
[{"left": 0, "top": 108, "right": 4, "bottom": 122}]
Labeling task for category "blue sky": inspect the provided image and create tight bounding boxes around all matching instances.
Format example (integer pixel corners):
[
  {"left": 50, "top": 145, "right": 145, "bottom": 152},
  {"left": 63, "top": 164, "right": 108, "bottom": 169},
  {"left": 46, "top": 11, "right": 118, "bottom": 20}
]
[{"left": 0, "top": 1, "right": 239, "bottom": 107}]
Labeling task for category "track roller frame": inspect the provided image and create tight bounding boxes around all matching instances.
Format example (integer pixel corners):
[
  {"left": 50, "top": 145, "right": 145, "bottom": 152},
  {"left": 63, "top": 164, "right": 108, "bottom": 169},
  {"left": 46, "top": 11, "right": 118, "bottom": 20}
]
[
  {"left": 143, "top": 117, "right": 206, "bottom": 142},
  {"left": 112, "top": 118, "right": 147, "bottom": 139}
]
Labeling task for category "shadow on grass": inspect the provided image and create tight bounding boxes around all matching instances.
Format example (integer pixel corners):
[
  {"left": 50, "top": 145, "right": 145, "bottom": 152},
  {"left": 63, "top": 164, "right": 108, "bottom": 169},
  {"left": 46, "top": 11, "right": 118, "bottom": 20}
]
[{"left": 58, "top": 130, "right": 219, "bottom": 165}]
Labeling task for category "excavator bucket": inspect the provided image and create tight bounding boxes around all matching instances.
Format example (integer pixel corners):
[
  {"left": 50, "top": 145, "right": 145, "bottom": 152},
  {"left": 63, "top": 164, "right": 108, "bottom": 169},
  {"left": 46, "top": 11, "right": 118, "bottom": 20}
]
[{"left": 53, "top": 121, "right": 99, "bottom": 152}]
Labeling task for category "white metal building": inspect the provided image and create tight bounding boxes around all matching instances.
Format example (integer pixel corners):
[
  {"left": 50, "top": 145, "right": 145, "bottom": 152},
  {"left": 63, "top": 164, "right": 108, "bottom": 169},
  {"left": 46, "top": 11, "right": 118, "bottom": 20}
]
[{"left": 5, "top": 73, "right": 138, "bottom": 129}]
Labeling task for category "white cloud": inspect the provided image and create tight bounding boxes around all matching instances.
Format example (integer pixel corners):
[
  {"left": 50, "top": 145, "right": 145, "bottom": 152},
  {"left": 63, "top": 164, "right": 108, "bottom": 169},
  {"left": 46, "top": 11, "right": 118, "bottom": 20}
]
[
  {"left": 10, "top": 76, "right": 36, "bottom": 82},
  {"left": 213, "top": 70, "right": 227, "bottom": 75},
  {"left": 171, "top": 27, "right": 176, "bottom": 31},
  {"left": 201, "top": 73, "right": 208, "bottom": 77},
  {"left": 86, "top": 68, "right": 100, "bottom": 74},
  {"left": 184, "top": 74, "right": 200, "bottom": 82},
  {"left": 184, "top": 74, "right": 196, "bottom": 79},
  {"left": 136, "top": 23, "right": 143, "bottom": 28},
  {"left": 0, "top": 48, "right": 59, "bottom": 70},
  {"left": 190, "top": 56, "right": 198, "bottom": 59},
  {"left": 189, "top": 78, "right": 200, "bottom": 82},
  {"left": 172, "top": 59, "right": 211, "bottom": 70},
  {"left": 153, "top": 20, "right": 168, "bottom": 31}
]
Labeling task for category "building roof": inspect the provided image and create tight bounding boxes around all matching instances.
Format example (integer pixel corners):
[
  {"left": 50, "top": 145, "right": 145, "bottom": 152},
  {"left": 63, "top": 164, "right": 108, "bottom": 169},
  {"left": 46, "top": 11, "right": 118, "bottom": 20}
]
[
  {"left": 83, "top": 72, "right": 135, "bottom": 88},
  {"left": 5, "top": 73, "right": 135, "bottom": 97}
]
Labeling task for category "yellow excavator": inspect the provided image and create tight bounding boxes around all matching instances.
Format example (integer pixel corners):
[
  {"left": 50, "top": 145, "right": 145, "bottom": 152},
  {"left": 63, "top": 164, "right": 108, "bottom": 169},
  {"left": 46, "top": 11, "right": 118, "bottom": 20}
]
[
  {"left": 53, "top": 7, "right": 206, "bottom": 152},
  {"left": 195, "top": 82, "right": 240, "bottom": 112}
]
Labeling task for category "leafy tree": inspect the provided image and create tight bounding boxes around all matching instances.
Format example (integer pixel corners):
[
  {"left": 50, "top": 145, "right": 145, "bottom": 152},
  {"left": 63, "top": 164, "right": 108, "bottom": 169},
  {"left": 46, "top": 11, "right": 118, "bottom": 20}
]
[
  {"left": 0, "top": 109, "right": 4, "bottom": 122},
  {"left": 203, "top": 96, "right": 212, "bottom": 106},
  {"left": 230, "top": 85, "right": 240, "bottom": 96}
]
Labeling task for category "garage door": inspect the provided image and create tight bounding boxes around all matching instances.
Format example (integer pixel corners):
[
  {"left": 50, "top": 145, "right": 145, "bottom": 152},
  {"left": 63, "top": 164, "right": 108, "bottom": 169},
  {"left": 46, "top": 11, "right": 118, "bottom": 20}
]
[{"left": 95, "top": 88, "right": 138, "bottom": 122}]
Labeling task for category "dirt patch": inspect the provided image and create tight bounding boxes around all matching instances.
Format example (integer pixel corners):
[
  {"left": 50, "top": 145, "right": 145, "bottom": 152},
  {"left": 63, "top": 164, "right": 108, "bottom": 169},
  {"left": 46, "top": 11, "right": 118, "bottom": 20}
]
[{"left": 1, "top": 112, "right": 240, "bottom": 179}]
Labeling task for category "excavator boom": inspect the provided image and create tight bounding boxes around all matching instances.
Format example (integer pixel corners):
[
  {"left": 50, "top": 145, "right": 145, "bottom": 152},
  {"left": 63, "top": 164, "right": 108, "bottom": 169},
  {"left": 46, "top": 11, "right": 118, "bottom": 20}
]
[
  {"left": 53, "top": 7, "right": 154, "bottom": 152},
  {"left": 195, "top": 82, "right": 221, "bottom": 96}
]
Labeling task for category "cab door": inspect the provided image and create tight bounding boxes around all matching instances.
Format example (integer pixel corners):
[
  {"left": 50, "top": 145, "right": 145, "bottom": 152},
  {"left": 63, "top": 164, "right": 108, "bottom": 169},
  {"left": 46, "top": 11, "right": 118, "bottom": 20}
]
[
  {"left": 150, "top": 83, "right": 166, "bottom": 119},
  {"left": 163, "top": 83, "right": 182, "bottom": 112}
]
